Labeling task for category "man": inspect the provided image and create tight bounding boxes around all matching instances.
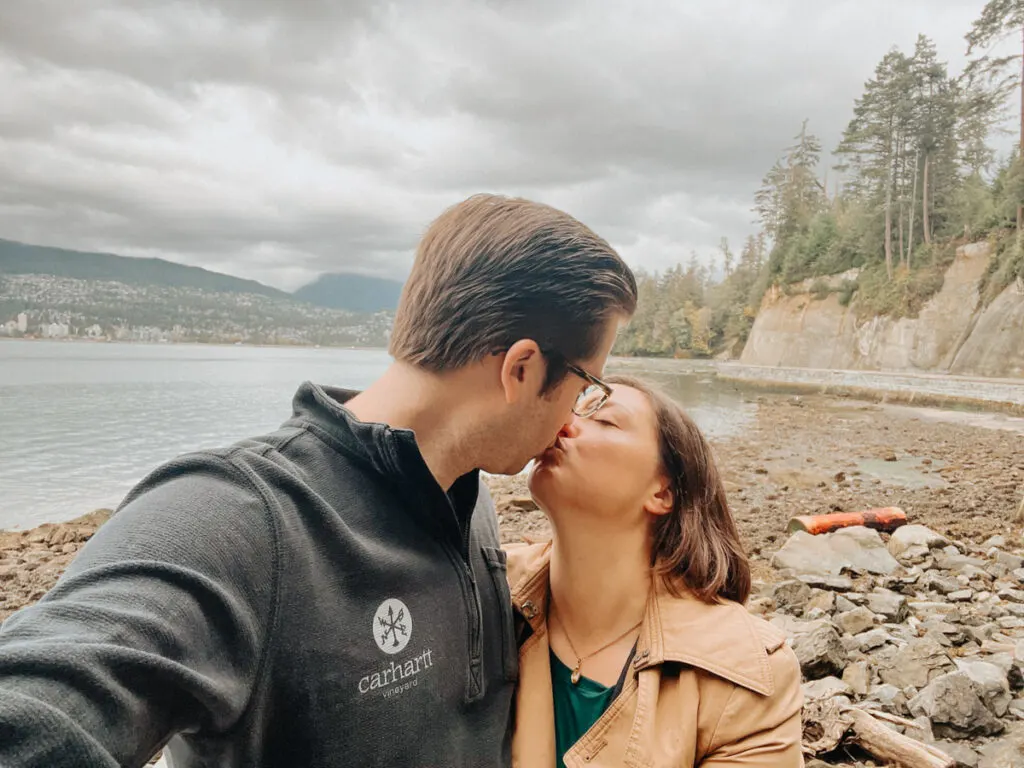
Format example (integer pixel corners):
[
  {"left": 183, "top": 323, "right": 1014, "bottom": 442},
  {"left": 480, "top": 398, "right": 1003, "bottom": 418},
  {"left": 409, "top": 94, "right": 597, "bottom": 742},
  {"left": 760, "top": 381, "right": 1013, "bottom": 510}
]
[{"left": 0, "top": 194, "right": 637, "bottom": 767}]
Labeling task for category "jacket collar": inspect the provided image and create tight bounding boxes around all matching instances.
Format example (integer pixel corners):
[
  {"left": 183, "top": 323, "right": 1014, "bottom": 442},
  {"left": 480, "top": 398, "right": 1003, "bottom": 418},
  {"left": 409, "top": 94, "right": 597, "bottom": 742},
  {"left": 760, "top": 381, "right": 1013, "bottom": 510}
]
[
  {"left": 507, "top": 542, "right": 780, "bottom": 696},
  {"left": 285, "top": 381, "right": 481, "bottom": 546}
]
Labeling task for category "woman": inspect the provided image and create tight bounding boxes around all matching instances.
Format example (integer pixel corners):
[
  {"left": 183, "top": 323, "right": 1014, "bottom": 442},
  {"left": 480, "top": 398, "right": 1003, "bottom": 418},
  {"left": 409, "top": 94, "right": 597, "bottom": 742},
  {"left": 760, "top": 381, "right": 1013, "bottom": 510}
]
[{"left": 506, "top": 375, "right": 803, "bottom": 767}]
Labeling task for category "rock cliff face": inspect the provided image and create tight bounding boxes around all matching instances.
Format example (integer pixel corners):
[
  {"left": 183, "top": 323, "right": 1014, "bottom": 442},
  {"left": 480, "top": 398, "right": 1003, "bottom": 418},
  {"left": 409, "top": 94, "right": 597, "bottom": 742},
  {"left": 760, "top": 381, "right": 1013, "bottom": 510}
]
[{"left": 740, "top": 242, "right": 1024, "bottom": 378}]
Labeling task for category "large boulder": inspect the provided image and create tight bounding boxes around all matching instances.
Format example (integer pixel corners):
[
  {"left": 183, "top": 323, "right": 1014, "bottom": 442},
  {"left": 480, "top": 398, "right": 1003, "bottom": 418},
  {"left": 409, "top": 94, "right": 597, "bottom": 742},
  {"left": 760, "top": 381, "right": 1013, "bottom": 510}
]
[
  {"left": 956, "top": 659, "right": 1013, "bottom": 717},
  {"left": 792, "top": 621, "right": 849, "bottom": 680},
  {"left": 772, "top": 527, "right": 901, "bottom": 577},
  {"left": 866, "top": 589, "right": 910, "bottom": 623},
  {"left": 888, "top": 524, "right": 949, "bottom": 558},
  {"left": 909, "top": 671, "right": 1005, "bottom": 738},
  {"left": 878, "top": 638, "right": 956, "bottom": 690}
]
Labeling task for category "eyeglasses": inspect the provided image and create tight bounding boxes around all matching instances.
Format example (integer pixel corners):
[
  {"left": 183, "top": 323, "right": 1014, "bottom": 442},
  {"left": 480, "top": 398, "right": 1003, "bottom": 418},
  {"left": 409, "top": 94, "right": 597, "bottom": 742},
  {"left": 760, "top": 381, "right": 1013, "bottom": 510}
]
[{"left": 564, "top": 362, "right": 613, "bottom": 418}]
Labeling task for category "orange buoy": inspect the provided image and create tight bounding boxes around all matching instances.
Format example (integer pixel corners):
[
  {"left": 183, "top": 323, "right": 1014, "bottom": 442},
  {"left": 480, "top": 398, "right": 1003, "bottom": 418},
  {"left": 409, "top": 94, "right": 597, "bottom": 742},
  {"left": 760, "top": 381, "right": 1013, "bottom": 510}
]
[{"left": 786, "top": 507, "right": 908, "bottom": 536}]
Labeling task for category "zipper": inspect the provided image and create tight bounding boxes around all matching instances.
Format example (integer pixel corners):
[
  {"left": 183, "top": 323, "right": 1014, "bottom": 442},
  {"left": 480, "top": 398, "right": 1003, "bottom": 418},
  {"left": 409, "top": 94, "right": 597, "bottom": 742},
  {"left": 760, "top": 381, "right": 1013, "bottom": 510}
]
[
  {"left": 379, "top": 427, "right": 485, "bottom": 702},
  {"left": 441, "top": 537, "right": 484, "bottom": 703},
  {"left": 440, "top": 495, "right": 484, "bottom": 704}
]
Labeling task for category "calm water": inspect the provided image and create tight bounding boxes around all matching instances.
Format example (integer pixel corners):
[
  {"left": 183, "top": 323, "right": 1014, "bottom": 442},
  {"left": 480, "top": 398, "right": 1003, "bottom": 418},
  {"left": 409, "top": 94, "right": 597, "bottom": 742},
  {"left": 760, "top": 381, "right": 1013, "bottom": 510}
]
[{"left": 0, "top": 341, "right": 755, "bottom": 529}]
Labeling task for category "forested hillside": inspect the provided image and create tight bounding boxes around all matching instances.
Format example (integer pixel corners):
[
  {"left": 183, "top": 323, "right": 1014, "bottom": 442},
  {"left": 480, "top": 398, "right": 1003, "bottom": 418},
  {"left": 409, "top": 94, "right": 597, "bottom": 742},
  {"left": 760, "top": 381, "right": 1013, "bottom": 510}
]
[{"left": 615, "top": 1, "right": 1024, "bottom": 359}]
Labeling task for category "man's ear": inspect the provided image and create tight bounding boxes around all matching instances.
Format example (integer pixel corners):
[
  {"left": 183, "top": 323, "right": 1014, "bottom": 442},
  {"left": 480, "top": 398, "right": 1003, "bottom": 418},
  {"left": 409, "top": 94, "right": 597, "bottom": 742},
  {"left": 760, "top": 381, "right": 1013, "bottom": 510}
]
[
  {"left": 643, "top": 476, "right": 674, "bottom": 517},
  {"left": 499, "top": 339, "right": 544, "bottom": 405}
]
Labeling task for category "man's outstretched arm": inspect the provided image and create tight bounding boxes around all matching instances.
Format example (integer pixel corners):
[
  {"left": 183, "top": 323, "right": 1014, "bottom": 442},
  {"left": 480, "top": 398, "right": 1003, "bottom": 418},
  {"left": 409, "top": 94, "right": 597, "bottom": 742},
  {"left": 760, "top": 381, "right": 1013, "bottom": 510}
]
[{"left": 0, "top": 454, "right": 279, "bottom": 768}]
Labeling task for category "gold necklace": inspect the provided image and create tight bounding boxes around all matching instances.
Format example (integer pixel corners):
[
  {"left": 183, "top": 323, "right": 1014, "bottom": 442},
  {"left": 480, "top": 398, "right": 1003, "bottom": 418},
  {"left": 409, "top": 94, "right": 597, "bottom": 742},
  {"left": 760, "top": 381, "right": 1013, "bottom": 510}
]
[{"left": 551, "top": 612, "right": 643, "bottom": 685}]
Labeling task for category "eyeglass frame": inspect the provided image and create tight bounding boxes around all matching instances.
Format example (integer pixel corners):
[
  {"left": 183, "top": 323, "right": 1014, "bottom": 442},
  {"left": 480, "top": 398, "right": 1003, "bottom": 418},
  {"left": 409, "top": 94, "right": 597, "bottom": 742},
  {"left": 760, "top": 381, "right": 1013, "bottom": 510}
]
[
  {"left": 488, "top": 346, "right": 613, "bottom": 418},
  {"left": 563, "top": 361, "right": 613, "bottom": 418}
]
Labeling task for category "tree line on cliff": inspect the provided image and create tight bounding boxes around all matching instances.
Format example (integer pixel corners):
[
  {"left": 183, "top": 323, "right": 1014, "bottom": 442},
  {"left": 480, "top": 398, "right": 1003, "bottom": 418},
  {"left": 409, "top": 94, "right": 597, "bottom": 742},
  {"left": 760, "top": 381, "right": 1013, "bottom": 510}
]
[{"left": 614, "top": 0, "right": 1024, "bottom": 359}]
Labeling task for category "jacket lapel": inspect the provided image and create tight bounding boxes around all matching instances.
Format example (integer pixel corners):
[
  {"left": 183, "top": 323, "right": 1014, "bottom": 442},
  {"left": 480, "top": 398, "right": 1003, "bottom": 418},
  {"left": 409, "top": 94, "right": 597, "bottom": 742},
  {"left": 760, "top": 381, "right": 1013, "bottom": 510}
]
[
  {"left": 508, "top": 543, "right": 784, "bottom": 698},
  {"left": 633, "top": 578, "right": 782, "bottom": 696}
]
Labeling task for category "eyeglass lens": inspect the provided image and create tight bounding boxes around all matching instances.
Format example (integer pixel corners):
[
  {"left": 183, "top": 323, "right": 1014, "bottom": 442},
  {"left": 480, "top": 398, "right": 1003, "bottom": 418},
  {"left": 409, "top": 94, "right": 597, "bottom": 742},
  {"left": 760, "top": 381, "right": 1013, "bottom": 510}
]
[{"left": 574, "top": 384, "right": 607, "bottom": 416}]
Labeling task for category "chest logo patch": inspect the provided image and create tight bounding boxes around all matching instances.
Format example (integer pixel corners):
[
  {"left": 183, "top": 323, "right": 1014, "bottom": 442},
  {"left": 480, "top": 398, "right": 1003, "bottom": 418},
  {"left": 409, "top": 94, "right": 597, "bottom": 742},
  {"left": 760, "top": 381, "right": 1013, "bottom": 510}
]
[{"left": 373, "top": 598, "right": 412, "bottom": 654}]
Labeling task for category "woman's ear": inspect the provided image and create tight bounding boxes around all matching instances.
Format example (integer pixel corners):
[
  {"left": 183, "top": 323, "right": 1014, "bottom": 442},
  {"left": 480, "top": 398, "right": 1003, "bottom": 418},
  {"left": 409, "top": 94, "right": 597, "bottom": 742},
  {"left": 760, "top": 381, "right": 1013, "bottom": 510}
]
[{"left": 644, "top": 476, "right": 673, "bottom": 517}]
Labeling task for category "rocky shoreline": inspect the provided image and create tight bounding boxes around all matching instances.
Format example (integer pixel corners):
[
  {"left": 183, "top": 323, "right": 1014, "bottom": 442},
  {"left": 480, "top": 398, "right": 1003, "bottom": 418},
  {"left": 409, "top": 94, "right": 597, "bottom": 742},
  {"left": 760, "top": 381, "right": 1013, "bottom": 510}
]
[{"left": 3, "top": 393, "right": 1022, "bottom": 764}]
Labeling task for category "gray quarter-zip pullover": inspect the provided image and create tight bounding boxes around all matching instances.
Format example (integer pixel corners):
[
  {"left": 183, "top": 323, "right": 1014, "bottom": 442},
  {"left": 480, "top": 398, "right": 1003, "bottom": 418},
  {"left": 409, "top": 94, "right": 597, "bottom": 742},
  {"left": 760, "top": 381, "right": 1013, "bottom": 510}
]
[{"left": 0, "top": 382, "right": 517, "bottom": 767}]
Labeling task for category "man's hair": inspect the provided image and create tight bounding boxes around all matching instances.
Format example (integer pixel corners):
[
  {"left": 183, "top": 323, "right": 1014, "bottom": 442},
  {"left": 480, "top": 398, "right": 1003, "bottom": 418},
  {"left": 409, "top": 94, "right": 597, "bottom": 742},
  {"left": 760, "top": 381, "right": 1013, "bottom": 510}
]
[
  {"left": 606, "top": 375, "right": 752, "bottom": 605},
  {"left": 389, "top": 194, "right": 637, "bottom": 389}
]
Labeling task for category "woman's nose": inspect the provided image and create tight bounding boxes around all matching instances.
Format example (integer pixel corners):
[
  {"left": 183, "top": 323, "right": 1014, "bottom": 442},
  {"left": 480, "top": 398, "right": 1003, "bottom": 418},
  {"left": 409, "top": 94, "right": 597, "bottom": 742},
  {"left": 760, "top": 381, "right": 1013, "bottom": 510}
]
[{"left": 558, "top": 416, "right": 581, "bottom": 440}]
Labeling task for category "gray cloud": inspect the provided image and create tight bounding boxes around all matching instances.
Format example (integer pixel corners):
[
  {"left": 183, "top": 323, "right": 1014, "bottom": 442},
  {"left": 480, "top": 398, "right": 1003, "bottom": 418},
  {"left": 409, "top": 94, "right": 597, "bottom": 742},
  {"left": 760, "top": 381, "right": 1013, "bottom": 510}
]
[{"left": 0, "top": 0, "right": 1013, "bottom": 289}]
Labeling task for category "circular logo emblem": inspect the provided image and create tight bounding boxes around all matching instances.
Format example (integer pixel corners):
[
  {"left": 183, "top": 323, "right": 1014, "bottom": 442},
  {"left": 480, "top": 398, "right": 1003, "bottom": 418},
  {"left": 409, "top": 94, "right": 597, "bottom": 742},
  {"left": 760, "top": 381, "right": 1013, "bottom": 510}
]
[{"left": 373, "top": 598, "right": 412, "bottom": 655}]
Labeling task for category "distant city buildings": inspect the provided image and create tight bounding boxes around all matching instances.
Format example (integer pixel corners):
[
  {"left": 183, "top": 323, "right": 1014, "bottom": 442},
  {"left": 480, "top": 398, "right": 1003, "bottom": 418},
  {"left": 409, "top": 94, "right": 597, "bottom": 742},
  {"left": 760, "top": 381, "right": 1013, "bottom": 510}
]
[{"left": 0, "top": 274, "right": 394, "bottom": 347}]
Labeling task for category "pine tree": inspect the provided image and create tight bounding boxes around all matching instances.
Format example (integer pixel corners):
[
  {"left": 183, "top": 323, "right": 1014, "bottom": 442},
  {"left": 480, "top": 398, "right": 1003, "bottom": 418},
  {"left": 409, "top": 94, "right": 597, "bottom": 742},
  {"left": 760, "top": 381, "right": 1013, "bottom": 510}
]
[
  {"left": 835, "top": 49, "right": 916, "bottom": 278},
  {"left": 966, "top": 0, "right": 1024, "bottom": 228},
  {"left": 754, "top": 120, "right": 826, "bottom": 245}
]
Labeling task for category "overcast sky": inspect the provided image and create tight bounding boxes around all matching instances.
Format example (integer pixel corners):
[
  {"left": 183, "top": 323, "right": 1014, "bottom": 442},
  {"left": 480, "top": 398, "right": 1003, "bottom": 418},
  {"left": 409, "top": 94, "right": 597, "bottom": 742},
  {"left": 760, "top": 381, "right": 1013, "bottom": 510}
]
[{"left": 0, "top": 0, "right": 1015, "bottom": 290}]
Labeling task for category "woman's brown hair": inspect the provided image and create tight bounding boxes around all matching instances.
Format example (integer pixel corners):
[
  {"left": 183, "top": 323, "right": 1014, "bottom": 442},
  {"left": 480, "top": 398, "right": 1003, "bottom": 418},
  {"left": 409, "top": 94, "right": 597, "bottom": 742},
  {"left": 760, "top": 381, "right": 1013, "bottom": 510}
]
[{"left": 606, "top": 375, "right": 751, "bottom": 605}]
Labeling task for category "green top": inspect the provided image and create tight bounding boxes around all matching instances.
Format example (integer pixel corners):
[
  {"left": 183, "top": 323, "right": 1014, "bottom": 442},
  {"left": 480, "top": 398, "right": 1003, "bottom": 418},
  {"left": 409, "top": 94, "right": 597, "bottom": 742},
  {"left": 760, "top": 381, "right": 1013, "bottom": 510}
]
[{"left": 550, "top": 650, "right": 618, "bottom": 767}]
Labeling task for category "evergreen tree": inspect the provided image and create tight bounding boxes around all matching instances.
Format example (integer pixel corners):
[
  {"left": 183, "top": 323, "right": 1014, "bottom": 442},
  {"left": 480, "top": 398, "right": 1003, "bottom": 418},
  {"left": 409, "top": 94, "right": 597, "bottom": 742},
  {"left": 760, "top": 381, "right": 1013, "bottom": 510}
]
[{"left": 966, "top": 0, "right": 1024, "bottom": 228}]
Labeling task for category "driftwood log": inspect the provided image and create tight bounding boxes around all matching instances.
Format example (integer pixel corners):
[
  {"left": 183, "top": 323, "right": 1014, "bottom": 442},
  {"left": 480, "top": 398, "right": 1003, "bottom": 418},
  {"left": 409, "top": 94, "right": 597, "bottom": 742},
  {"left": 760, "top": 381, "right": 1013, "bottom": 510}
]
[
  {"left": 803, "top": 698, "right": 956, "bottom": 768},
  {"left": 845, "top": 709, "right": 955, "bottom": 768}
]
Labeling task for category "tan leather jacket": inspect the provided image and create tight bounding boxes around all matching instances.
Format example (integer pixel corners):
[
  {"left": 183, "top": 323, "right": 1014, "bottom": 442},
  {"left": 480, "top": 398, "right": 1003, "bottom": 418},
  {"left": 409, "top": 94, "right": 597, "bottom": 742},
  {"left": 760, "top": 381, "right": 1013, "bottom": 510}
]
[{"left": 506, "top": 543, "right": 804, "bottom": 767}]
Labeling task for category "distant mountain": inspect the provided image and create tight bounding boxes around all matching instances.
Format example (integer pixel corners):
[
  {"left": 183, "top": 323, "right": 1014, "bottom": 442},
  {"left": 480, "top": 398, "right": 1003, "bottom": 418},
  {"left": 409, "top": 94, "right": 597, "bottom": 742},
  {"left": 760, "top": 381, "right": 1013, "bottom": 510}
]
[
  {"left": 293, "top": 272, "right": 404, "bottom": 312},
  {"left": 0, "top": 238, "right": 289, "bottom": 298}
]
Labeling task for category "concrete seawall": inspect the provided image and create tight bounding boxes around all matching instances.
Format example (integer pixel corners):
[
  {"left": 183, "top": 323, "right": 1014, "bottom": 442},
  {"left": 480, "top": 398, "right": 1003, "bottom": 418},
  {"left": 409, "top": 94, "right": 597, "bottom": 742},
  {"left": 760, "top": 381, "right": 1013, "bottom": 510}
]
[{"left": 716, "top": 362, "right": 1024, "bottom": 416}]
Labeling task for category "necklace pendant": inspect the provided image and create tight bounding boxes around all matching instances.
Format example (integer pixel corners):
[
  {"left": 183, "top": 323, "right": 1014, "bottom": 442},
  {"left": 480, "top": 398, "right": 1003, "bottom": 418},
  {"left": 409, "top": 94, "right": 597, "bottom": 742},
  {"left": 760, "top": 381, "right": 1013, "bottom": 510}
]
[{"left": 570, "top": 662, "right": 582, "bottom": 685}]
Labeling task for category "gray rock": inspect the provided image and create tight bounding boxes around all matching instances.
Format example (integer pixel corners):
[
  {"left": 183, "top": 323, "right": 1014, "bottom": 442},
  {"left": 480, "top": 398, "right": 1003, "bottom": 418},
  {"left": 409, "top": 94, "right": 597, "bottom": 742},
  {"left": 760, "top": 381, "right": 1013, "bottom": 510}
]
[
  {"left": 899, "top": 544, "right": 932, "bottom": 563},
  {"left": 984, "top": 535, "right": 1009, "bottom": 549},
  {"left": 792, "top": 621, "right": 849, "bottom": 680},
  {"left": 797, "top": 573, "right": 855, "bottom": 591},
  {"left": 956, "top": 659, "right": 1013, "bottom": 716},
  {"left": 772, "top": 527, "right": 901, "bottom": 577},
  {"left": 868, "top": 683, "right": 909, "bottom": 715},
  {"left": 836, "top": 606, "right": 876, "bottom": 636},
  {"left": 962, "top": 564, "right": 996, "bottom": 582},
  {"left": 950, "top": 589, "right": 975, "bottom": 603},
  {"left": 909, "top": 671, "right": 1005, "bottom": 737},
  {"left": 885, "top": 571, "right": 924, "bottom": 595},
  {"left": 835, "top": 594, "right": 858, "bottom": 613},
  {"left": 921, "top": 619, "right": 968, "bottom": 646},
  {"left": 839, "top": 635, "right": 862, "bottom": 654},
  {"left": 802, "top": 676, "right": 853, "bottom": 701},
  {"left": 1006, "top": 604, "right": 1024, "bottom": 618},
  {"left": 934, "top": 740, "right": 980, "bottom": 768},
  {"left": 843, "top": 661, "right": 870, "bottom": 697},
  {"left": 924, "top": 573, "right": 961, "bottom": 595},
  {"left": 889, "top": 524, "right": 949, "bottom": 557},
  {"left": 937, "top": 552, "right": 991, "bottom": 573},
  {"left": 867, "top": 589, "right": 910, "bottom": 622},
  {"left": 909, "top": 601, "right": 963, "bottom": 621},
  {"left": 805, "top": 589, "right": 837, "bottom": 615},
  {"left": 1010, "top": 699, "right": 1024, "bottom": 719},
  {"left": 995, "top": 551, "right": 1024, "bottom": 571},
  {"left": 856, "top": 627, "right": 892, "bottom": 651},
  {"left": 879, "top": 638, "right": 956, "bottom": 689},
  {"left": 1012, "top": 568, "right": 1024, "bottom": 584},
  {"left": 770, "top": 580, "right": 812, "bottom": 612},
  {"left": 926, "top": 630, "right": 955, "bottom": 648},
  {"left": 979, "top": 725, "right": 1024, "bottom": 768},
  {"left": 1000, "top": 587, "right": 1024, "bottom": 605}
]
